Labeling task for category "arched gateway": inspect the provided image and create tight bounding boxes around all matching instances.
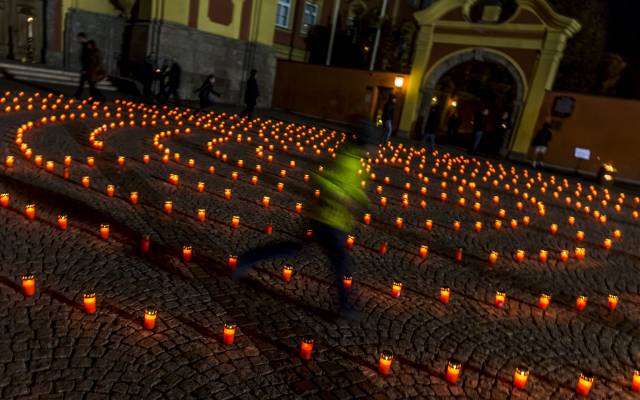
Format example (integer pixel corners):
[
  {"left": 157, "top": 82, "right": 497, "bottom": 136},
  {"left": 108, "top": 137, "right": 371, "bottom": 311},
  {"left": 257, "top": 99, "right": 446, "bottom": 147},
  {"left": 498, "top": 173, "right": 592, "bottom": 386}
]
[{"left": 398, "top": 0, "right": 580, "bottom": 157}]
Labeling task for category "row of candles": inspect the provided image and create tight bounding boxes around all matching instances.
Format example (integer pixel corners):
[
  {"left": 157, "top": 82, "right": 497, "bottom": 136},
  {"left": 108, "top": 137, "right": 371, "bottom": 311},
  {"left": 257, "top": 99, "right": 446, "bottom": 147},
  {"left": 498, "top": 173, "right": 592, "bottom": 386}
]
[{"left": 16, "top": 274, "right": 638, "bottom": 394}]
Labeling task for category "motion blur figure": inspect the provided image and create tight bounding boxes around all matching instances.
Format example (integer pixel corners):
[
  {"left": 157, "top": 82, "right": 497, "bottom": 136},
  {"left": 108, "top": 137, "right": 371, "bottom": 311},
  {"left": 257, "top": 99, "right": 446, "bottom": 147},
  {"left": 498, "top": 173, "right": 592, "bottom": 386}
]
[{"left": 233, "top": 116, "right": 375, "bottom": 319}]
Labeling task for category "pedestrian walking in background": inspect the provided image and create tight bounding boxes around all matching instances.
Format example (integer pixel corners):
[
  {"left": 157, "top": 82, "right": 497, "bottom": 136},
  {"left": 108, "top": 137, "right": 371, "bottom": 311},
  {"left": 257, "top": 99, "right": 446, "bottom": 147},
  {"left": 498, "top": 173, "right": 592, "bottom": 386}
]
[
  {"left": 84, "top": 40, "right": 106, "bottom": 101},
  {"left": 469, "top": 108, "right": 489, "bottom": 154},
  {"left": 161, "top": 60, "right": 181, "bottom": 106},
  {"left": 382, "top": 95, "right": 396, "bottom": 141},
  {"left": 232, "top": 115, "right": 375, "bottom": 320},
  {"left": 240, "top": 69, "right": 259, "bottom": 120},
  {"left": 422, "top": 104, "right": 440, "bottom": 151},
  {"left": 73, "top": 32, "right": 90, "bottom": 99},
  {"left": 531, "top": 121, "right": 553, "bottom": 168},
  {"left": 495, "top": 111, "right": 511, "bottom": 156},
  {"left": 446, "top": 110, "right": 460, "bottom": 140},
  {"left": 195, "top": 75, "right": 222, "bottom": 110}
]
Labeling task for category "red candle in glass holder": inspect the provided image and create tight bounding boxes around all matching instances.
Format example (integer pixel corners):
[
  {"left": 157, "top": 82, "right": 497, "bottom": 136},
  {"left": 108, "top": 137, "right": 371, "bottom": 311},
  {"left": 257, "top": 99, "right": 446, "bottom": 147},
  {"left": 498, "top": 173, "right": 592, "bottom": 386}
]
[
  {"left": 538, "top": 293, "right": 551, "bottom": 310},
  {"left": 224, "top": 188, "right": 231, "bottom": 200},
  {"left": 83, "top": 291, "right": 96, "bottom": 314},
  {"left": 163, "top": 201, "right": 173, "bottom": 215},
  {"left": 130, "top": 192, "right": 138, "bottom": 205},
  {"left": 82, "top": 176, "right": 90, "bottom": 188},
  {"left": 603, "top": 238, "right": 612, "bottom": 250},
  {"left": 197, "top": 209, "right": 206, "bottom": 222},
  {"left": 197, "top": 182, "right": 205, "bottom": 192},
  {"left": 117, "top": 156, "right": 125, "bottom": 166},
  {"left": 391, "top": 281, "right": 402, "bottom": 298},
  {"left": 494, "top": 220, "right": 502, "bottom": 230},
  {"left": 346, "top": 235, "right": 355, "bottom": 249},
  {"left": 230, "top": 216, "right": 240, "bottom": 229},
  {"left": 363, "top": 213, "right": 371, "bottom": 225},
  {"left": 446, "top": 361, "right": 461, "bottom": 384},
  {"left": 575, "top": 247, "right": 586, "bottom": 260},
  {"left": 607, "top": 294, "right": 619, "bottom": 311},
  {"left": 264, "top": 223, "right": 273, "bottom": 235},
  {"left": 182, "top": 245, "right": 192, "bottom": 262},
  {"left": 300, "top": 336, "right": 314, "bottom": 360},
  {"left": 141, "top": 235, "right": 150, "bottom": 252},
  {"left": 5, "top": 155, "right": 15, "bottom": 167},
  {"left": 24, "top": 204, "right": 36, "bottom": 220},
  {"left": 379, "top": 242, "right": 388, "bottom": 255},
  {"left": 419, "top": 245, "right": 428, "bottom": 258},
  {"left": 576, "top": 230, "right": 585, "bottom": 241},
  {"left": 452, "top": 220, "right": 461, "bottom": 231},
  {"left": 576, "top": 295, "right": 588, "bottom": 311},
  {"left": 559, "top": 250, "right": 569, "bottom": 262},
  {"left": 473, "top": 221, "right": 482, "bottom": 232},
  {"left": 223, "top": 323, "right": 236, "bottom": 345},
  {"left": 295, "top": 202, "right": 303, "bottom": 214},
  {"left": 144, "top": 307, "right": 157, "bottom": 330},
  {"left": 21, "top": 275, "right": 36, "bottom": 297},
  {"left": 58, "top": 215, "right": 68, "bottom": 230},
  {"left": 395, "top": 217, "right": 403, "bottom": 229},
  {"left": 538, "top": 250, "right": 548, "bottom": 263},
  {"left": 0, "top": 193, "right": 9, "bottom": 207},
  {"left": 106, "top": 184, "right": 115, "bottom": 197},
  {"left": 632, "top": 370, "right": 640, "bottom": 393},
  {"left": 440, "top": 287, "right": 451, "bottom": 304},
  {"left": 277, "top": 182, "right": 284, "bottom": 192},
  {"left": 513, "top": 367, "right": 529, "bottom": 389},
  {"left": 86, "top": 156, "right": 95, "bottom": 167},
  {"left": 379, "top": 351, "right": 393, "bottom": 376},
  {"left": 343, "top": 274, "right": 352, "bottom": 290},
  {"left": 143, "top": 154, "right": 150, "bottom": 164},
  {"left": 576, "top": 373, "right": 594, "bottom": 396},
  {"left": 489, "top": 251, "right": 499, "bottom": 265},
  {"left": 495, "top": 291, "right": 506, "bottom": 308},
  {"left": 228, "top": 255, "right": 238, "bottom": 269},
  {"left": 425, "top": 220, "right": 433, "bottom": 230},
  {"left": 99, "top": 224, "right": 109, "bottom": 240},
  {"left": 515, "top": 250, "right": 525, "bottom": 263},
  {"left": 282, "top": 264, "right": 294, "bottom": 282},
  {"left": 455, "top": 248, "right": 463, "bottom": 262},
  {"left": 380, "top": 197, "right": 388, "bottom": 207}
]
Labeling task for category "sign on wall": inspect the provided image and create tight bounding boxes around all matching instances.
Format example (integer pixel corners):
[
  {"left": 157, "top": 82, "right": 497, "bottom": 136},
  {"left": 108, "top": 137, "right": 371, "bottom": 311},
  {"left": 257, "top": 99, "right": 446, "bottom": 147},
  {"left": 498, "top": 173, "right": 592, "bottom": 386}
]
[
  {"left": 574, "top": 147, "right": 591, "bottom": 160},
  {"left": 552, "top": 96, "right": 576, "bottom": 118}
]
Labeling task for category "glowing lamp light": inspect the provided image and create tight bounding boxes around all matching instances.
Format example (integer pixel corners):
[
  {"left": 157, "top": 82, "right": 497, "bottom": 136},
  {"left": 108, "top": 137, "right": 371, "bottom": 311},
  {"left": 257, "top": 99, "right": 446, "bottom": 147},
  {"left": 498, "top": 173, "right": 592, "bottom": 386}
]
[
  {"left": 419, "top": 245, "right": 428, "bottom": 258},
  {"left": 346, "top": 235, "right": 355, "bottom": 249},
  {"left": 228, "top": 255, "right": 238, "bottom": 269},
  {"left": 607, "top": 294, "right": 619, "bottom": 311},
  {"left": 45, "top": 160, "right": 55, "bottom": 172},
  {"left": 632, "top": 370, "right": 640, "bottom": 392},
  {"left": 613, "top": 229, "right": 622, "bottom": 239},
  {"left": 495, "top": 291, "right": 506, "bottom": 308},
  {"left": 57, "top": 215, "right": 68, "bottom": 230},
  {"left": 262, "top": 196, "right": 270, "bottom": 208},
  {"left": 568, "top": 216, "right": 575, "bottom": 225},
  {"left": 539, "top": 293, "right": 551, "bottom": 310},
  {"left": 343, "top": 274, "right": 353, "bottom": 290},
  {"left": 576, "top": 373, "right": 594, "bottom": 396},
  {"left": 452, "top": 220, "right": 461, "bottom": 231},
  {"left": 440, "top": 287, "right": 451, "bottom": 304},
  {"left": 498, "top": 209, "right": 506, "bottom": 219},
  {"left": 513, "top": 367, "right": 529, "bottom": 389},
  {"left": 99, "top": 224, "right": 109, "bottom": 240},
  {"left": 576, "top": 295, "right": 588, "bottom": 311},
  {"left": 474, "top": 221, "right": 482, "bottom": 232},
  {"left": 394, "top": 75, "right": 404, "bottom": 88},
  {"left": 0, "top": 193, "right": 9, "bottom": 207},
  {"left": 117, "top": 156, "right": 125, "bottom": 166},
  {"left": 83, "top": 291, "right": 96, "bottom": 314},
  {"left": 559, "top": 250, "right": 569, "bottom": 262},
  {"left": 106, "top": 184, "right": 115, "bottom": 197},
  {"left": 143, "top": 154, "right": 150, "bottom": 164},
  {"left": 300, "top": 336, "right": 314, "bottom": 360},
  {"left": 163, "top": 201, "right": 173, "bottom": 215},
  {"left": 603, "top": 238, "right": 612, "bottom": 250},
  {"left": 223, "top": 188, "right": 232, "bottom": 200},
  {"left": 515, "top": 250, "right": 525, "bottom": 263},
  {"left": 446, "top": 360, "right": 461, "bottom": 384},
  {"left": 576, "top": 231, "right": 585, "bottom": 241},
  {"left": 494, "top": 220, "right": 502, "bottom": 230},
  {"left": 196, "top": 209, "right": 206, "bottom": 222},
  {"left": 21, "top": 275, "right": 36, "bottom": 297},
  {"left": 86, "top": 156, "right": 95, "bottom": 167},
  {"left": 223, "top": 323, "right": 237, "bottom": 345},
  {"left": 182, "top": 245, "right": 192, "bottom": 262},
  {"left": 391, "top": 281, "right": 402, "bottom": 298},
  {"left": 380, "top": 196, "right": 388, "bottom": 207},
  {"left": 379, "top": 351, "right": 394, "bottom": 376},
  {"left": 230, "top": 216, "right": 240, "bottom": 229},
  {"left": 489, "top": 251, "right": 499, "bottom": 265},
  {"left": 143, "top": 306, "right": 157, "bottom": 330},
  {"left": 280, "top": 264, "right": 295, "bottom": 282},
  {"left": 5, "top": 155, "right": 15, "bottom": 167},
  {"left": 251, "top": 175, "right": 258, "bottom": 185},
  {"left": 197, "top": 182, "right": 205, "bottom": 193},
  {"left": 295, "top": 202, "right": 303, "bottom": 214},
  {"left": 169, "top": 174, "right": 179, "bottom": 186},
  {"left": 575, "top": 247, "right": 586, "bottom": 261},
  {"left": 188, "top": 159, "right": 195, "bottom": 168},
  {"left": 130, "top": 192, "right": 138, "bottom": 205},
  {"left": 24, "top": 204, "right": 36, "bottom": 220},
  {"left": 277, "top": 182, "right": 284, "bottom": 192},
  {"left": 550, "top": 224, "right": 558, "bottom": 235},
  {"left": 303, "top": 174, "right": 310, "bottom": 183}
]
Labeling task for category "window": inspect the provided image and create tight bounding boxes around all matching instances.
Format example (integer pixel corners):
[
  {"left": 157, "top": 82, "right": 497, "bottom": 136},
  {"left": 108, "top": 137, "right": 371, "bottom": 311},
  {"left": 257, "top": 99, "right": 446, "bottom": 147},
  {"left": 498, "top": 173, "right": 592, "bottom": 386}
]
[
  {"left": 301, "top": 2, "right": 318, "bottom": 34},
  {"left": 276, "top": 0, "right": 291, "bottom": 28}
]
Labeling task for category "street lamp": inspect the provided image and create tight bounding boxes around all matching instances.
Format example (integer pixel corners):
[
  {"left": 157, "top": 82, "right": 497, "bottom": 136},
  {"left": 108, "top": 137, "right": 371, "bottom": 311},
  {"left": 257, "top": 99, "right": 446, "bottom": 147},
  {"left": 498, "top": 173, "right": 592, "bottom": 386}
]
[
  {"left": 394, "top": 76, "right": 404, "bottom": 88},
  {"left": 26, "top": 16, "right": 34, "bottom": 63}
]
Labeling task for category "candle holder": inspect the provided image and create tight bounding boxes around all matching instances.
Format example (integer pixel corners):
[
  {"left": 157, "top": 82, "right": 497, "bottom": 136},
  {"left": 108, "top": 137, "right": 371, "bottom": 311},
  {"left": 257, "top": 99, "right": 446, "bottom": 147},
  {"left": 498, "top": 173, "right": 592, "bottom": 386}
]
[
  {"left": 130, "top": 192, "right": 138, "bottom": 205},
  {"left": 99, "top": 224, "right": 109, "bottom": 240},
  {"left": 346, "top": 235, "right": 355, "bottom": 249},
  {"left": 228, "top": 255, "right": 238, "bottom": 269},
  {"left": 494, "top": 220, "right": 502, "bottom": 230},
  {"left": 489, "top": 251, "right": 498, "bottom": 265},
  {"left": 603, "top": 238, "right": 612, "bottom": 250},
  {"left": 607, "top": 294, "right": 619, "bottom": 311},
  {"left": 454, "top": 248, "right": 463, "bottom": 262},
  {"left": 21, "top": 274, "right": 36, "bottom": 297},
  {"left": 295, "top": 203, "right": 303, "bottom": 214},
  {"left": 224, "top": 189, "right": 232, "bottom": 200},
  {"left": 0, "top": 193, "right": 9, "bottom": 207},
  {"left": 182, "top": 246, "right": 192, "bottom": 262},
  {"left": 514, "top": 250, "right": 525, "bottom": 263},
  {"left": 538, "top": 250, "right": 548, "bottom": 263},
  {"left": 106, "top": 185, "right": 115, "bottom": 197},
  {"left": 391, "top": 281, "right": 402, "bottom": 298},
  {"left": 446, "top": 360, "right": 461, "bottom": 384},
  {"left": 425, "top": 220, "right": 433, "bottom": 231},
  {"left": 538, "top": 293, "right": 551, "bottom": 310},
  {"left": 58, "top": 215, "right": 68, "bottom": 230},
  {"left": 5, "top": 155, "right": 15, "bottom": 167},
  {"left": 282, "top": 264, "right": 294, "bottom": 282},
  {"left": 144, "top": 306, "right": 157, "bottom": 330},
  {"left": 363, "top": 213, "right": 371, "bottom": 225},
  {"left": 440, "top": 287, "right": 451, "bottom": 304},
  {"left": 576, "top": 295, "right": 588, "bottom": 311},
  {"left": 82, "top": 176, "right": 90, "bottom": 188},
  {"left": 576, "top": 372, "right": 594, "bottom": 396},
  {"left": 141, "top": 235, "right": 150, "bottom": 252},
  {"left": 495, "top": 291, "right": 506, "bottom": 308},
  {"left": 452, "top": 220, "right": 461, "bottom": 231},
  {"left": 343, "top": 274, "right": 352, "bottom": 290},
  {"left": 24, "top": 204, "right": 36, "bottom": 220},
  {"left": 378, "top": 350, "right": 393, "bottom": 375},
  {"left": 559, "top": 250, "right": 569, "bottom": 262},
  {"left": 163, "top": 201, "right": 173, "bottom": 215},
  {"left": 513, "top": 367, "right": 529, "bottom": 389},
  {"left": 223, "top": 322, "right": 237, "bottom": 345},
  {"left": 83, "top": 291, "right": 96, "bottom": 314},
  {"left": 632, "top": 370, "right": 640, "bottom": 393},
  {"left": 300, "top": 336, "right": 314, "bottom": 360},
  {"left": 419, "top": 245, "right": 428, "bottom": 258},
  {"left": 230, "top": 216, "right": 240, "bottom": 229},
  {"left": 395, "top": 217, "right": 403, "bottom": 229}
]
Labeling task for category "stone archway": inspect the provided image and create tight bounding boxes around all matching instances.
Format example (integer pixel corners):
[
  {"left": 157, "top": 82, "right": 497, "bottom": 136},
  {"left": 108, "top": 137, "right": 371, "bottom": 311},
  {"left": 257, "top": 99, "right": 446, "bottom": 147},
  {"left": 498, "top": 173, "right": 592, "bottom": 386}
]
[
  {"left": 398, "top": 0, "right": 581, "bottom": 158},
  {"left": 417, "top": 47, "right": 527, "bottom": 140}
]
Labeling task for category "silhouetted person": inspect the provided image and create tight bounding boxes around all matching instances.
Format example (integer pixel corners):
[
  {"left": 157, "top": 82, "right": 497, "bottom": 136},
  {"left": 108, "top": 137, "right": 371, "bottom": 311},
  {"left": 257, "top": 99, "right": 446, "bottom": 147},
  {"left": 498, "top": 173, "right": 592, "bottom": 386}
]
[
  {"left": 240, "top": 69, "right": 259, "bottom": 120},
  {"left": 161, "top": 60, "right": 181, "bottom": 106},
  {"left": 74, "top": 32, "right": 90, "bottom": 99},
  {"left": 422, "top": 104, "right": 440, "bottom": 151},
  {"left": 382, "top": 95, "right": 396, "bottom": 141},
  {"left": 531, "top": 122, "right": 553, "bottom": 168},
  {"left": 233, "top": 116, "right": 375, "bottom": 320},
  {"left": 82, "top": 40, "right": 105, "bottom": 101},
  {"left": 195, "top": 75, "right": 222, "bottom": 110},
  {"left": 469, "top": 108, "right": 489, "bottom": 154},
  {"left": 495, "top": 111, "right": 511, "bottom": 156},
  {"left": 447, "top": 111, "right": 460, "bottom": 140}
]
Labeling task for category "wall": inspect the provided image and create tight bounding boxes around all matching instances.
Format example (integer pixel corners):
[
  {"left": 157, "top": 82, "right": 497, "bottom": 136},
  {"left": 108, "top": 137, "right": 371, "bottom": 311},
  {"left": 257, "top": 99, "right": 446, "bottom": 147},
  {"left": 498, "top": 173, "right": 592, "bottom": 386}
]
[
  {"left": 272, "top": 59, "right": 407, "bottom": 125},
  {"left": 533, "top": 91, "right": 640, "bottom": 182}
]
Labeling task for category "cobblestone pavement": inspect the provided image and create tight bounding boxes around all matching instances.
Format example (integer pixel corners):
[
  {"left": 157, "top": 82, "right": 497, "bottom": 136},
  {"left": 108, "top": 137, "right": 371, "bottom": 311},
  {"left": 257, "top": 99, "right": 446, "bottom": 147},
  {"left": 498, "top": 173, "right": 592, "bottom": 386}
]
[{"left": 1, "top": 88, "right": 640, "bottom": 400}]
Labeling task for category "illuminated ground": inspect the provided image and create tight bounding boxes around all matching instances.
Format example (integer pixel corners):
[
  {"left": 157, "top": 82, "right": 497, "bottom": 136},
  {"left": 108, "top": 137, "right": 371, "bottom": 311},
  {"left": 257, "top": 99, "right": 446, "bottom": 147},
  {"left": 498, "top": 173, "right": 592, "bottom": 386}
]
[{"left": 1, "top": 88, "right": 640, "bottom": 399}]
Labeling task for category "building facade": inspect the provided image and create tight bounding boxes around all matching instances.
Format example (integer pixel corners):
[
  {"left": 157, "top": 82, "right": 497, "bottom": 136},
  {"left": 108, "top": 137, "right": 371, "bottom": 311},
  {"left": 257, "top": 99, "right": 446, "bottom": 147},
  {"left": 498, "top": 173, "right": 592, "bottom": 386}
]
[{"left": 1, "top": 0, "right": 278, "bottom": 106}]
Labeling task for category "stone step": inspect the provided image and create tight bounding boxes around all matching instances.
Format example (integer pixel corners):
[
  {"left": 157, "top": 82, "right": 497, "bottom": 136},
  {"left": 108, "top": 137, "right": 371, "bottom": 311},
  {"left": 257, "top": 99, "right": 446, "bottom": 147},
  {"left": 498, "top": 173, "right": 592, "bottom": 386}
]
[{"left": 0, "top": 62, "right": 116, "bottom": 91}]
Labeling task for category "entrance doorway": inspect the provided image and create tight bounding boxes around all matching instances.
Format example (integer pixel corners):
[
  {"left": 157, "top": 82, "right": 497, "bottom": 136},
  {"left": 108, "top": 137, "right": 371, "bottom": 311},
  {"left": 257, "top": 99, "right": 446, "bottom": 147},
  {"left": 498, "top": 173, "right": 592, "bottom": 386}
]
[{"left": 0, "top": 0, "right": 44, "bottom": 63}]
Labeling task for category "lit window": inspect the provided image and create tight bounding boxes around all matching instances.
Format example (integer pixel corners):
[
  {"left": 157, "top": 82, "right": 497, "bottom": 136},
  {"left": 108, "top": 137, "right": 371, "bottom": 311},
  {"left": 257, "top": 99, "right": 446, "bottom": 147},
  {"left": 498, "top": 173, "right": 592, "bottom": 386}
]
[
  {"left": 276, "top": 0, "right": 292, "bottom": 28},
  {"left": 301, "top": 2, "right": 319, "bottom": 34}
]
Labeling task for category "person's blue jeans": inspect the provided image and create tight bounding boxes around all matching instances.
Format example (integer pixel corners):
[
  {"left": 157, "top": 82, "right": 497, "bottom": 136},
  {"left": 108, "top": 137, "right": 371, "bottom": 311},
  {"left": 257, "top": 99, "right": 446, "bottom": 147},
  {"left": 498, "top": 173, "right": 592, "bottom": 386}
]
[
  {"left": 235, "top": 220, "right": 351, "bottom": 309},
  {"left": 423, "top": 133, "right": 436, "bottom": 151},
  {"left": 470, "top": 130, "right": 483, "bottom": 154},
  {"left": 384, "top": 120, "right": 393, "bottom": 141}
]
